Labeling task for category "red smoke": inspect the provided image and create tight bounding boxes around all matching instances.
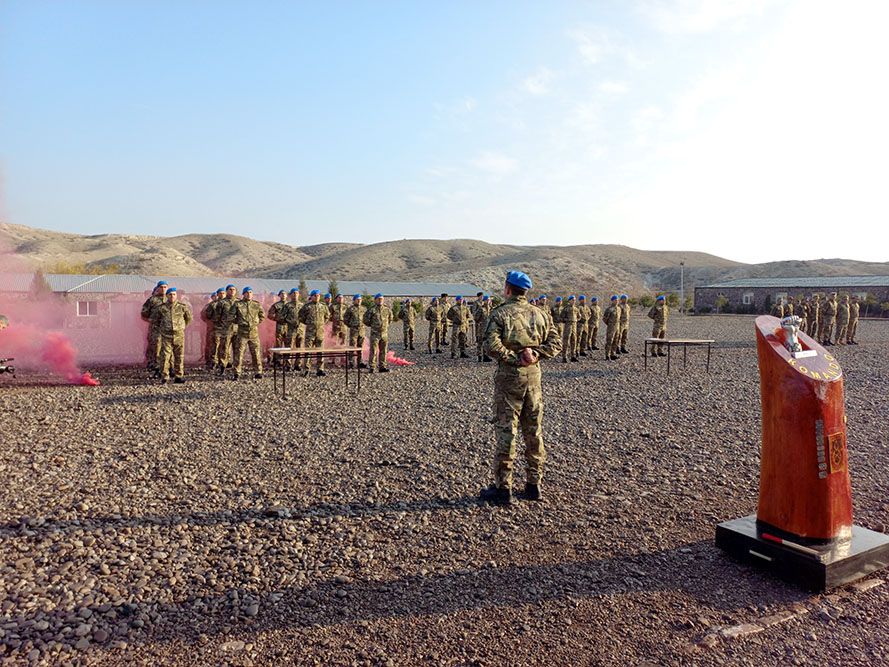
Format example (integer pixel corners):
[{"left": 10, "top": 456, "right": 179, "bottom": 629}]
[
  {"left": 0, "top": 323, "right": 99, "bottom": 385},
  {"left": 386, "top": 350, "right": 415, "bottom": 366}
]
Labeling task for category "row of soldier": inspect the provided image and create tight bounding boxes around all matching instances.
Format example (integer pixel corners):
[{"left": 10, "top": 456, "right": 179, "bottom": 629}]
[{"left": 769, "top": 292, "right": 861, "bottom": 346}]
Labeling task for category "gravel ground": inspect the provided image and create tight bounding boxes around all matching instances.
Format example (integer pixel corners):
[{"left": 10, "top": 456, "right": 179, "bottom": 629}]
[{"left": 1, "top": 314, "right": 887, "bottom": 666}]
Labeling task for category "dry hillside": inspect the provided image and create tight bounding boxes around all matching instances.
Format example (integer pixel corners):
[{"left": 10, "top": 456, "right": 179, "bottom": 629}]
[{"left": 2, "top": 222, "right": 887, "bottom": 295}]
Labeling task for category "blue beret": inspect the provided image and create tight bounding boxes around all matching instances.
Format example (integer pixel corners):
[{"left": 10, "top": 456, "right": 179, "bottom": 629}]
[
  {"left": 578, "top": 295, "right": 586, "bottom": 300},
  {"left": 242, "top": 286, "right": 252, "bottom": 294},
  {"left": 568, "top": 295, "right": 575, "bottom": 301},
  {"left": 611, "top": 295, "right": 619, "bottom": 301},
  {"left": 166, "top": 287, "right": 177, "bottom": 293},
  {"left": 156, "top": 280, "right": 168, "bottom": 288},
  {"left": 591, "top": 296, "right": 598, "bottom": 302},
  {"left": 456, "top": 295, "right": 463, "bottom": 301},
  {"left": 324, "top": 293, "right": 331, "bottom": 298},
  {"left": 216, "top": 288, "right": 225, "bottom": 294},
  {"left": 309, "top": 289, "right": 320, "bottom": 296},
  {"left": 226, "top": 284, "right": 235, "bottom": 290},
  {"left": 431, "top": 297, "right": 438, "bottom": 303},
  {"left": 353, "top": 294, "right": 360, "bottom": 299},
  {"left": 539, "top": 294, "right": 547, "bottom": 299},
  {"left": 289, "top": 288, "right": 298, "bottom": 294},
  {"left": 278, "top": 290, "right": 286, "bottom": 295},
  {"left": 621, "top": 294, "right": 628, "bottom": 299},
  {"left": 374, "top": 293, "right": 383, "bottom": 298},
  {"left": 657, "top": 295, "right": 666, "bottom": 301},
  {"left": 483, "top": 295, "right": 489, "bottom": 301},
  {"left": 505, "top": 270, "right": 532, "bottom": 290},
  {"left": 555, "top": 296, "right": 563, "bottom": 302}
]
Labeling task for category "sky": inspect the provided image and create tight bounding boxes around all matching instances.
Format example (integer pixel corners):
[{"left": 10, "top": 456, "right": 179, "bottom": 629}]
[{"left": 1, "top": 0, "right": 887, "bottom": 263}]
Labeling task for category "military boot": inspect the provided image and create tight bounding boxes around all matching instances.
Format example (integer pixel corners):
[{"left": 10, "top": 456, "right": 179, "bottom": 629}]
[
  {"left": 483, "top": 355, "right": 492, "bottom": 362},
  {"left": 479, "top": 485, "right": 511, "bottom": 505},
  {"left": 460, "top": 352, "right": 469, "bottom": 359},
  {"left": 522, "top": 483, "right": 541, "bottom": 501}
]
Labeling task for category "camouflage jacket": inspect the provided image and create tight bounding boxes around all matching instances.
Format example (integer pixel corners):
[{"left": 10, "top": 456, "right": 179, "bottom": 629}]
[
  {"left": 483, "top": 295, "right": 561, "bottom": 366},
  {"left": 363, "top": 304, "right": 393, "bottom": 337},
  {"left": 550, "top": 303, "right": 563, "bottom": 323},
  {"left": 771, "top": 303, "right": 784, "bottom": 318},
  {"left": 576, "top": 304, "right": 589, "bottom": 325},
  {"left": 786, "top": 302, "right": 795, "bottom": 316},
  {"left": 603, "top": 304, "right": 619, "bottom": 326},
  {"left": 589, "top": 304, "right": 601, "bottom": 325},
  {"left": 536, "top": 304, "right": 554, "bottom": 330},
  {"left": 824, "top": 299, "right": 838, "bottom": 319},
  {"left": 472, "top": 301, "right": 492, "bottom": 325},
  {"left": 647, "top": 304, "right": 669, "bottom": 325},
  {"left": 424, "top": 304, "right": 442, "bottom": 324},
  {"left": 849, "top": 302, "right": 860, "bottom": 320},
  {"left": 329, "top": 303, "right": 348, "bottom": 331},
  {"left": 267, "top": 300, "right": 289, "bottom": 328},
  {"left": 560, "top": 302, "right": 579, "bottom": 325},
  {"left": 151, "top": 300, "right": 192, "bottom": 335},
  {"left": 398, "top": 304, "right": 416, "bottom": 326},
  {"left": 618, "top": 302, "right": 631, "bottom": 326},
  {"left": 447, "top": 304, "right": 472, "bottom": 332},
  {"left": 213, "top": 297, "right": 237, "bottom": 331},
  {"left": 837, "top": 302, "right": 850, "bottom": 324},
  {"left": 231, "top": 299, "right": 265, "bottom": 334},
  {"left": 343, "top": 303, "right": 366, "bottom": 330},
  {"left": 299, "top": 302, "right": 329, "bottom": 337},
  {"left": 141, "top": 294, "right": 165, "bottom": 327},
  {"left": 201, "top": 300, "right": 216, "bottom": 322},
  {"left": 282, "top": 300, "right": 304, "bottom": 327}
]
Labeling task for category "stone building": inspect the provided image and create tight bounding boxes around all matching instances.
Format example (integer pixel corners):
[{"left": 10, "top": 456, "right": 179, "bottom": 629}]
[{"left": 694, "top": 276, "right": 889, "bottom": 314}]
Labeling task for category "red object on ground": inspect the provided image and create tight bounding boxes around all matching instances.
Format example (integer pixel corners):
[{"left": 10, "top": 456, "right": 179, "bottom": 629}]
[
  {"left": 386, "top": 351, "right": 415, "bottom": 366},
  {"left": 755, "top": 315, "right": 852, "bottom": 541}
]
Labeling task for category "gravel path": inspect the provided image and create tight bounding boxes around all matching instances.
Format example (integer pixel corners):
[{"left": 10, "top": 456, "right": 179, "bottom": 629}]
[{"left": 1, "top": 315, "right": 887, "bottom": 666}]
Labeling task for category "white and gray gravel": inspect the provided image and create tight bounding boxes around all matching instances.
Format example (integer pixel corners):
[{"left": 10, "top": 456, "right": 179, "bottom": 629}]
[{"left": 0, "top": 314, "right": 887, "bottom": 666}]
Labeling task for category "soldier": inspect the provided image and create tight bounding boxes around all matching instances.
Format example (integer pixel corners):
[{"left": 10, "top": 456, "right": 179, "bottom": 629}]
[
  {"left": 201, "top": 291, "right": 219, "bottom": 369},
  {"left": 323, "top": 293, "right": 333, "bottom": 310},
  {"left": 140, "top": 280, "right": 168, "bottom": 372},
  {"left": 424, "top": 297, "right": 442, "bottom": 354},
  {"left": 267, "top": 290, "right": 289, "bottom": 349},
  {"left": 397, "top": 298, "right": 416, "bottom": 350},
  {"left": 786, "top": 296, "right": 795, "bottom": 316},
  {"left": 329, "top": 293, "right": 348, "bottom": 346},
  {"left": 439, "top": 293, "right": 450, "bottom": 346},
  {"left": 647, "top": 294, "right": 669, "bottom": 357},
  {"left": 810, "top": 294, "right": 822, "bottom": 338},
  {"left": 479, "top": 270, "right": 561, "bottom": 505},
  {"left": 618, "top": 294, "right": 631, "bottom": 354},
  {"left": 299, "top": 289, "right": 330, "bottom": 375},
  {"left": 343, "top": 294, "right": 368, "bottom": 368},
  {"left": 771, "top": 299, "right": 785, "bottom": 318},
  {"left": 560, "top": 295, "right": 579, "bottom": 363},
  {"left": 576, "top": 295, "right": 589, "bottom": 357},
  {"left": 473, "top": 295, "right": 493, "bottom": 362},
  {"left": 283, "top": 287, "right": 304, "bottom": 349},
  {"left": 797, "top": 297, "right": 808, "bottom": 334},
  {"left": 588, "top": 296, "right": 601, "bottom": 351},
  {"left": 363, "top": 293, "right": 393, "bottom": 373},
  {"left": 550, "top": 297, "right": 564, "bottom": 339},
  {"left": 822, "top": 292, "right": 838, "bottom": 345},
  {"left": 603, "top": 295, "right": 620, "bottom": 361},
  {"left": 151, "top": 287, "right": 192, "bottom": 384},
  {"left": 847, "top": 295, "right": 860, "bottom": 344},
  {"left": 213, "top": 284, "right": 238, "bottom": 374},
  {"left": 835, "top": 295, "right": 850, "bottom": 346},
  {"left": 229, "top": 287, "right": 265, "bottom": 379},
  {"left": 447, "top": 296, "right": 472, "bottom": 359},
  {"left": 536, "top": 295, "right": 553, "bottom": 331}
]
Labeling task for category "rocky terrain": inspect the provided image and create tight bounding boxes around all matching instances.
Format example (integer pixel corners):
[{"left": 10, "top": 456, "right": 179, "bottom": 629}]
[
  {"left": 3, "top": 222, "right": 888, "bottom": 296},
  {"left": 0, "top": 315, "right": 887, "bottom": 665}
]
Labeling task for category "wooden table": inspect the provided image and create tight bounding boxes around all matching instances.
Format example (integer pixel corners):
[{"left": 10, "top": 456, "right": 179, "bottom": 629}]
[
  {"left": 269, "top": 346, "right": 364, "bottom": 396},
  {"left": 644, "top": 338, "right": 715, "bottom": 374}
]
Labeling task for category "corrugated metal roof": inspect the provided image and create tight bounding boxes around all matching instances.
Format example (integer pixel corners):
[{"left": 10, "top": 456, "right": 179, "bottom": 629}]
[
  {"left": 702, "top": 276, "right": 889, "bottom": 289},
  {"left": 0, "top": 273, "right": 483, "bottom": 297}
]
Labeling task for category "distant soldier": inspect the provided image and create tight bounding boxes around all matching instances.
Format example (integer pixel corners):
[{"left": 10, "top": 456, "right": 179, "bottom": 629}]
[
  {"left": 647, "top": 295, "right": 669, "bottom": 357},
  {"left": 588, "top": 297, "right": 601, "bottom": 351},
  {"left": 151, "top": 287, "right": 192, "bottom": 384},
  {"left": 343, "top": 294, "right": 368, "bottom": 368},
  {"left": 576, "top": 295, "right": 590, "bottom": 356},
  {"left": 771, "top": 299, "right": 785, "bottom": 318},
  {"left": 140, "top": 280, "right": 168, "bottom": 372},
  {"left": 229, "top": 286, "right": 265, "bottom": 379},
  {"left": 618, "top": 294, "right": 631, "bottom": 354},
  {"left": 835, "top": 295, "right": 850, "bottom": 345},
  {"left": 283, "top": 288, "right": 304, "bottom": 350},
  {"left": 821, "top": 292, "right": 838, "bottom": 345},
  {"left": 323, "top": 293, "right": 333, "bottom": 310},
  {"left": 201, "top": 291, "right": 219, "bottom": 369},
  {"left": 536, "top": 295, "right": 554, "bottom": 331},
  {"left": 550, "top": 297, "right": 564, "bottom": 339},
  {"left": 847, "top": 296, "right": 860, "bottom": 344},
  {"left": 213, "top": 284, "right": 238, "bottom": 374},
  {"left": 479, "top": 270, "right": 561, "bottom": 505},
  {"left": 439, "top": 294, "right": 450, "bottom": 346},
  {"left": 329, "top": 293, "right": 348, "bottom": 346},
  {"left": 473, "top": 295, "right": 493, "bottom": 362},
  {"left": 447, "top": 296, "right": 472, "bottom": 359},
  {"left": 363, "top": 293, "right": 393, "bottom": 373},
  {"left": 267, "top": 290, "right": 289, "bottom": 348},
  {"left": 786, "top": 297, "right": 795, "bottom": 316},
  {"left": 397, "top": 298, "right": 416, "bottom": 350},
  {"left": 424, "top": 297, "right": 442, "bottom": 354},
  {"left": 299, "top": 289, "right": 330, "bottom": 376},
  {"left": 603, "top": 295, "right": 620, "bottom": 360},
  {"left": 809, "top": 294, "right": 822, "bottom": 338},
  {"left": 560, "top": 295, "right": 579, "bottom": 363}
]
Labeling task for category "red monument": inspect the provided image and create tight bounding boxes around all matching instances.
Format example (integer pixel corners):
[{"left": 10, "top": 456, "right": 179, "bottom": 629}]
[{"left": 716, "top": 315, "right": 889, "bottom": 590}]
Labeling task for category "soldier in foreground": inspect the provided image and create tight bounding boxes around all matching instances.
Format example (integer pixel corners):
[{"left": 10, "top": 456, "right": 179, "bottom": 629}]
[
  {"left": 398, "top": 298, "right": 416, "bottom": 350},
  {"left": 283, "top": 289, "right": 304, "bottom": 370},
  {"left": 213, "top": 284, "right": 237, "bottom": 374},
  {"left": 267, "top": 290, "right": 289, "bottom": 349},
  {"left": 329, "top": 293, "right": 348, "bottom": 346},
  {"left": 152, "top": 287, "right": 192, "bottom": 384},
  {"left": 473, "top": 295, "right": 493, "bottom": 362},
  {"left": 847, "top": 295, "right": 860, "bottom": 344},
  {"left": 603, "top": 295, "right": 620, "bottom": 361},
  {"left": 447, "top": 296, "right": 471, "bottom": 359},
  {"left": 647, "top": 294, "right": 668, "bottom": 357},
  {"left": 363, "top": 293, "right": 393, "bottom": 373},
  {"left": 424, "top": 297, "right": 442, "bottom": 354},
  {"left": 140, "top": 280, "right": 168, "bottom": 372},
  {"left": 229, "top": 287, "right": 265, "bottom": 379},
  {"left": 560, "top": 295, "right": 579, "bottom": 363},
  {"left": 299, "top": 289, "right": 329, "bottom": 376},
  {"left": 618, "top": 294, "right": 631, "bottom": 354},
  {"left": 480, "top": 270, "right": 561, "bottom": 505},
  {"left": 343, "top": 294, "right": 368, "bottom": 368},
  {"left": 588, "top": 296, "right": 601, "bottom": 351}
]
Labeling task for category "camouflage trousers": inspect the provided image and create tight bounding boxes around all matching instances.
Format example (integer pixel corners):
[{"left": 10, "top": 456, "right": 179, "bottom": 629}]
[
  {"left": 369, "top": 334, "right": 388, "bottom": 370},
  {"left": 475, "top": 323, "right": 486, "bottom": 356},
  {"left": 331, "top": 323, "right": 347, "bottom": 346},
  {"left": 807, "top": 318, "right": 819, "bottom": 338},
  {"left": 304, "top": 329, "right": 325, "bottom": 371},
  {"left": 605, "top": 324, "right": 619, "bottom": 357},
  {"left": 847, "top": 319, "right": 858, "bottom": 342},
  {"left": 450, "top": 327, "right": 467, "bottom": 357},
  {"left": 619, "top": 324, "right": 629, "bottom": 349},
  {"left": 427, "top": 323, "right": 440, "bottom": 352},
  {"left": 440, "top": 321, "right": 448, "bottom": 344},
  {"left": 158, "top": 332, "right": 185, "bottom": 379},
  {"left": 561, "top": 324, "right": 577, "bottom": 360},
  {"left": 835, "top": 320, "right": 849, "bottom": 345},
  {"left": 274, "top": 324, "right": 288, "bottom": 348},
  {"left": 821, "top": 318, "right": 836, "bottom": 343},
  {"left": 651, "top": 323, "right": 666, "bottom": 354},
  {"left": 578, "top": 324, "right": 589, "bottom": 352},
  {"left": 589, "top": 323, "right": 599, "bottom": 348},
  {"left": 492, "top": 364, "right": 545, "bottom": 490},
  {"left": 212, "top": 329, "right": 231, "bottom": 368},
  {"left": 233, "top": 331, "right": 262, "bottom": 374},
  {"left": 402, "top": 324, "right": 415, "bottom": 349},
  {"left": 146, "top": 328, "right": 162, "bottom": 369}
]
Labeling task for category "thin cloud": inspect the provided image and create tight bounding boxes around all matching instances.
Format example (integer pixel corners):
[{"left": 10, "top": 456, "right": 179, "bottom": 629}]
[
  {"left": 599, "top": 80, "right": 630, "bottom": 95},
  {"left": 470, "top": 151, "right": 518, "bottom": 175},
  {"left": 636, "top": 0, "right": 778, "bottom": 34},
  {"left": 522, "top": 67, "right": 554, "bottom": 95}
]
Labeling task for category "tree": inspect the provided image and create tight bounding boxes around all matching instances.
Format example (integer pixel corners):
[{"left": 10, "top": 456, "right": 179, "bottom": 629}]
[
  {"left": 666, "top": 292, "right": 680, "bottom": 308},
  {"left": 683, "top": 296, "right": 693, "bottom": 313},
  {"left": 639, "top": 295, "right": 655, "bottom": 309},
  {"left": 297, "top": 278, "right": 308, "bottom": 300},
  {"left": 880, "top": 302, "right": 889, "bottom": 318},
  {"left": 29, "top": 269, "right": 53, "bottom": 300},
  {"left": 327, "top": 279, "right": 339, "bottom": 299},
  {"left": 391, "top": 300, "right": 402, "bottom": 320},
  {"left": 763, "top": 294, "right": 773, "bottom": 315},
  {"left": 715, "top": 295, "right": 729, "bottom": 314},
  {"left": 361, "top": 290, "right": 374, "bottom": 309},
  {"left": 864, "top": 292, "right": 878, "bottom": 318}
]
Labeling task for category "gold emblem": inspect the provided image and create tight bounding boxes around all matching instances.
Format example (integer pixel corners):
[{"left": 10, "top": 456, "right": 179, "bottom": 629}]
[{"left": 828, "top": 432, "right": 846, "bottom": 474}]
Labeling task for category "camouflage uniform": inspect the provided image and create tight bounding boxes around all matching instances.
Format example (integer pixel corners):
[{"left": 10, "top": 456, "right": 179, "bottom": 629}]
[
  {"left": 439, "top": 297, "right": 450, "bottom": 346},
  {"left": 267, "top": 295, "right": 289, "bottom": 348},
  {"left": 299, "top": 300, "right": 330, "bottom": 371},
  {"left": 343, "top": 299, "right": 367, "bottom": 363},
  {"left": 424, "top": 301, "right": 442, "bottom": 353},
  {"left": 329, "top": 298, "right": 348, "bottom": 346},
  {"left": 647, "top": 300, "right": 669, "bottom": 355},
  {"left": 603, "top": 300, "right": 620, "bottom": 360},
  {"left": 588, "top": 301, "right": 601, "bottom": 350},
  {"left": 472, "top": 299, "right": 493, "bottom": 360},
  {"left": 140, "top": 292, "right": 166, "bottom": 369},
  {"left": 212, "top": 295, "right": 237, "bottom": 370},
  {"left": 618, "top": 297, "right": 631, "bottom": 353},
  {"left": 446, "top": 301, "right": 472, "bottom": 358},
  {"left": 363, "top": 302, "right": 393, "bottom": 370},
  {"left": 785, "top": 298, "right": 795, "bottom": 316},
  {"left": 152, "top": 298, "right": 193, "bottom": 380},
  {"left": 809, "top": 296, "right": 821, "bottom": 338},
  {"left": 201, "top": 297, "right": 217, "bottom": 367},
  {"left": 536, "top": 299, "right": 553, "bottom": 331},
  {"left": 771, "top": 301, "right": 785, "bottom": 318},
  {"left": 847, "top": 298, "right": 860, "bottom": 344},
  {"left": 576, "top": 299, "right": 590, "bottom": 355},
  {"left": 835, "top": 296, "right": 850, "bottom": 345},
  {"left": 283, "top": 295, "right": 305, "bottom": 349},
  {"left": 397, "top": 302, "right": 416, "bottom": 350},
  {"left": 483, "top": 294, "right": 561, "bottom": 491},
  {"left": 231, "top": 298, "right": 265, "bottom": 376},
  {"left": 560, "top": 298, "right": 579, "bottom": 362},
  {"left": 550, "top": 301, "right": 564, "bottom": 339},
  {"left": 821, "top": 294, "right": 838, "bottom": 345}
]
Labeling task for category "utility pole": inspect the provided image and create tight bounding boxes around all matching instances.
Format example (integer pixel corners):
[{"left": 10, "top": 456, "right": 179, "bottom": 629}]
[{"left": 680, "top": 260, "right": 685, "bottom": 314}]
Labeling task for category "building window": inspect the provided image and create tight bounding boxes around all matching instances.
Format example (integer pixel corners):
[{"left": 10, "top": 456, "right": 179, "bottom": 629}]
[
  {"left": 775, "top": 292, "right": 787, "bottom": 304},
  {"left": 76, "top": 301, "right": 98, "bottom": 316},
  {"left": 742, "top": 292, "right": 754, "bottom": 305}
]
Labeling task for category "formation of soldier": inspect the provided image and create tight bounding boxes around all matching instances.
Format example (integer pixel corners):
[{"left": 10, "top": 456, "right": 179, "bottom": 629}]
[{"left": 770, "top": 292, "right": 861, "bottom": 346}]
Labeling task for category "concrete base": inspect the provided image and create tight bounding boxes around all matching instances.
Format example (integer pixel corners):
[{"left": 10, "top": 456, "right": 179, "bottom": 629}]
[{"left": 715, "top": 515, "right": 889, "bottom": 591}]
